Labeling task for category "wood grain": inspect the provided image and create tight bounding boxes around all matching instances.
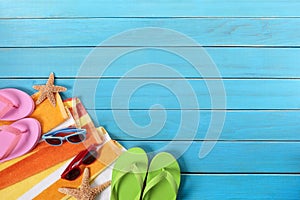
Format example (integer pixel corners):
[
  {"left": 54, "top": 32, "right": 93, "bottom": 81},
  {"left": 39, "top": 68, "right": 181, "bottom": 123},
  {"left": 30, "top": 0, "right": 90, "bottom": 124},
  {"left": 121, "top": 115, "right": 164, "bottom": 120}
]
[
  {"left": 1, "top": 0, "right": 300, "bottom": 18},
  {"left": 120, "top": 141, "right": 300, "bottom": 173},
  {"left": 92, "top": 110, "right": 300, "bottom": 141},
  {"left": 1, "top": 47, "right": 300, "bottom": 78},
  {"left": 179, "top": 174, "right": 300, "bottom": 199},
  {"left": 1, "top": 79, "right": 299, "bottom": 109},
  {"left": 0, "top": 18, "right": 299, "bottom": 47}
]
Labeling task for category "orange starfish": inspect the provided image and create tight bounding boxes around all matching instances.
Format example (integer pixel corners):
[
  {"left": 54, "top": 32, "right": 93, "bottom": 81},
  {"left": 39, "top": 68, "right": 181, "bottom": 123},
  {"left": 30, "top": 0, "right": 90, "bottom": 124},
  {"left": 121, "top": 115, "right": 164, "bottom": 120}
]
[
  {"left": 58, "top": 168, "right": 111, "bottom": 200},
  {"left": 33, "top": 73, "right": 67, "bottom": 107}
]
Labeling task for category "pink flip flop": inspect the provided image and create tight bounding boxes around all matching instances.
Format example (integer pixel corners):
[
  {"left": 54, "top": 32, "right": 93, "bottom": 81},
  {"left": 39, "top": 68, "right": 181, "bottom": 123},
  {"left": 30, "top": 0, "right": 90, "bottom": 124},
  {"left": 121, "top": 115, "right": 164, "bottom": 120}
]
[
  {"left": 0, "top": 88, "right": 35, "bottom": 121},
  {"left": 0, "top": 118, "right": 41, "bottom": 163}
]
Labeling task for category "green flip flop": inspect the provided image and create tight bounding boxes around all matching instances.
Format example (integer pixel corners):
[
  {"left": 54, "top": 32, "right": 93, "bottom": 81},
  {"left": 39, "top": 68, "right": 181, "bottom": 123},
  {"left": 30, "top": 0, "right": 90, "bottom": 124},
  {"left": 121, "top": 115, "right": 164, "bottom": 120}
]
[
  {"left": 142, "top": 152, "right": 181, "bottom": 200},
  {"left": 110, "top": 147, "right": 148, "bottom": 200}
]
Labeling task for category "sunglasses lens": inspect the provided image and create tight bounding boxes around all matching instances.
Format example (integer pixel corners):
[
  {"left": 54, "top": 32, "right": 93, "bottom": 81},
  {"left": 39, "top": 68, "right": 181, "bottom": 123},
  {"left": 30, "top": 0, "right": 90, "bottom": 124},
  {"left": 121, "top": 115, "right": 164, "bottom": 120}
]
[
  {"left": 64, "top": 168, "right": 81, "bottom": 181},
  {"left": 67, "top": 134, "right": 85, "bottom": 143},
  {"left": 82, "top": 150, "right": 97, "bottom": 165},
  {"left": 45, "top": 138, "right": 61, "bottom": 145}
]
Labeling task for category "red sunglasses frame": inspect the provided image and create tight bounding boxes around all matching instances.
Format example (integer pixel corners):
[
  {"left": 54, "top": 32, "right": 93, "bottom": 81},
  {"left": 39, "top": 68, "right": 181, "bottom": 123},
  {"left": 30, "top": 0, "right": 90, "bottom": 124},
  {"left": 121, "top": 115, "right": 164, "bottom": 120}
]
[{"left": 61, "top": 144, "right": 99, "bottom": 180}]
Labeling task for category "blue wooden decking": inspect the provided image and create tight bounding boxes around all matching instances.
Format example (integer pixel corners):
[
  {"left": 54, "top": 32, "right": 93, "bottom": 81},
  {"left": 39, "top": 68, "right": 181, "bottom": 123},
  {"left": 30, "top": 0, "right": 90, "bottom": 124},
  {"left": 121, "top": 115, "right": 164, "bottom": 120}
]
[{"left": 1, "top": 1, "right": 300, "bottom": 199}]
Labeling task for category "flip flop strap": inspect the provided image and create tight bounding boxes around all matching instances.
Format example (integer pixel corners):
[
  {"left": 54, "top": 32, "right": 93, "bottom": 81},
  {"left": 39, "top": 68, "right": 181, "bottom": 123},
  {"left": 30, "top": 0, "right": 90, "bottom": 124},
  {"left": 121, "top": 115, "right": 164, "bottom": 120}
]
[
  {"left": 111, "top": 163, "right": 144, "bottom": 200},
  {"left": 142, "top": 169, "right": 178, "bottom": 198},
  {"left": 0, "top": 125, "right": 24, "bottom": 160},
  {"left": 0, "top": 94, "right": 18, "bottom": 119}
]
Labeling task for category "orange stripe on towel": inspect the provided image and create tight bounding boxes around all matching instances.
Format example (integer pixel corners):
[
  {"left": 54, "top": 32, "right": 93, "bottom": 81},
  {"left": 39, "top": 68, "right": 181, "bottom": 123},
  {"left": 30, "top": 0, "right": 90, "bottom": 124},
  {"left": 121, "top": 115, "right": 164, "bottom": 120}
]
[{"left": 0, "top": 134, "right": 97, "bottom": 189}]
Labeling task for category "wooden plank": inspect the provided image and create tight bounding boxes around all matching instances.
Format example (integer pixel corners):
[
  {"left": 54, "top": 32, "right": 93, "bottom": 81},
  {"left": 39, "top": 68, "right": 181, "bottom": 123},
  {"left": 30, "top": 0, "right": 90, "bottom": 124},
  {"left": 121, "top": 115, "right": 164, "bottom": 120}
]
[
  {"left": 1, "top": 47, "right": 300, "bottom": 78},
  {"left": 1, "top": 18, "right": 299, "bottom": 47},
  {"left": 120, "top": 141, "right": 300, "bottom": 173},
  {"left": 0, "top": 79, "right": 300, "bottom": 109},
  {"left": 93, "top": 110, "right": 300, "bottom": 141},
  {"left": 1, "top": 0, "right": 300, "bottom": 18},
  {"left": 179, "top": 174, "right": 300, "bottom": 199}
]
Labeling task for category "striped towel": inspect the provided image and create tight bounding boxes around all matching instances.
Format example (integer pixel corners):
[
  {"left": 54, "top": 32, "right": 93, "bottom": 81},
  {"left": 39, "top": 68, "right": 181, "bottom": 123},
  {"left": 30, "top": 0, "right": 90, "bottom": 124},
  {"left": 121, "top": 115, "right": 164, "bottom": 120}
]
[{"left": 0, "top": 97, "right": 121, "bottom": 199}]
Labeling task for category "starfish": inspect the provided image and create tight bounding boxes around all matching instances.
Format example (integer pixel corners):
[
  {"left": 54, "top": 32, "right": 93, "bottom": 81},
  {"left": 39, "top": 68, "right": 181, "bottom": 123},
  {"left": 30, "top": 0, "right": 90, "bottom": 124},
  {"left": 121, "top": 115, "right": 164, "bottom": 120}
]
[
  {"left": 33, "top": 72, "right": 67, "bottom": 107},
  {"left": 58, "top": 168, "right": 111, "bottom": 200}
]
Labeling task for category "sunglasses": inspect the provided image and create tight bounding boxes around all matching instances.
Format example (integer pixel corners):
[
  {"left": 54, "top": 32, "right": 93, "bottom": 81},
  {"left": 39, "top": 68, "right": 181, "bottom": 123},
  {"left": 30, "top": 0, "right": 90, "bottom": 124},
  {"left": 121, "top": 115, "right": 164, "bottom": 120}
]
[
  {"left": 61, "top": 144, "right": 100, "bottom": 180},
  {"left": 42, "top": 128, "right": 87, "bottom": 146}
]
